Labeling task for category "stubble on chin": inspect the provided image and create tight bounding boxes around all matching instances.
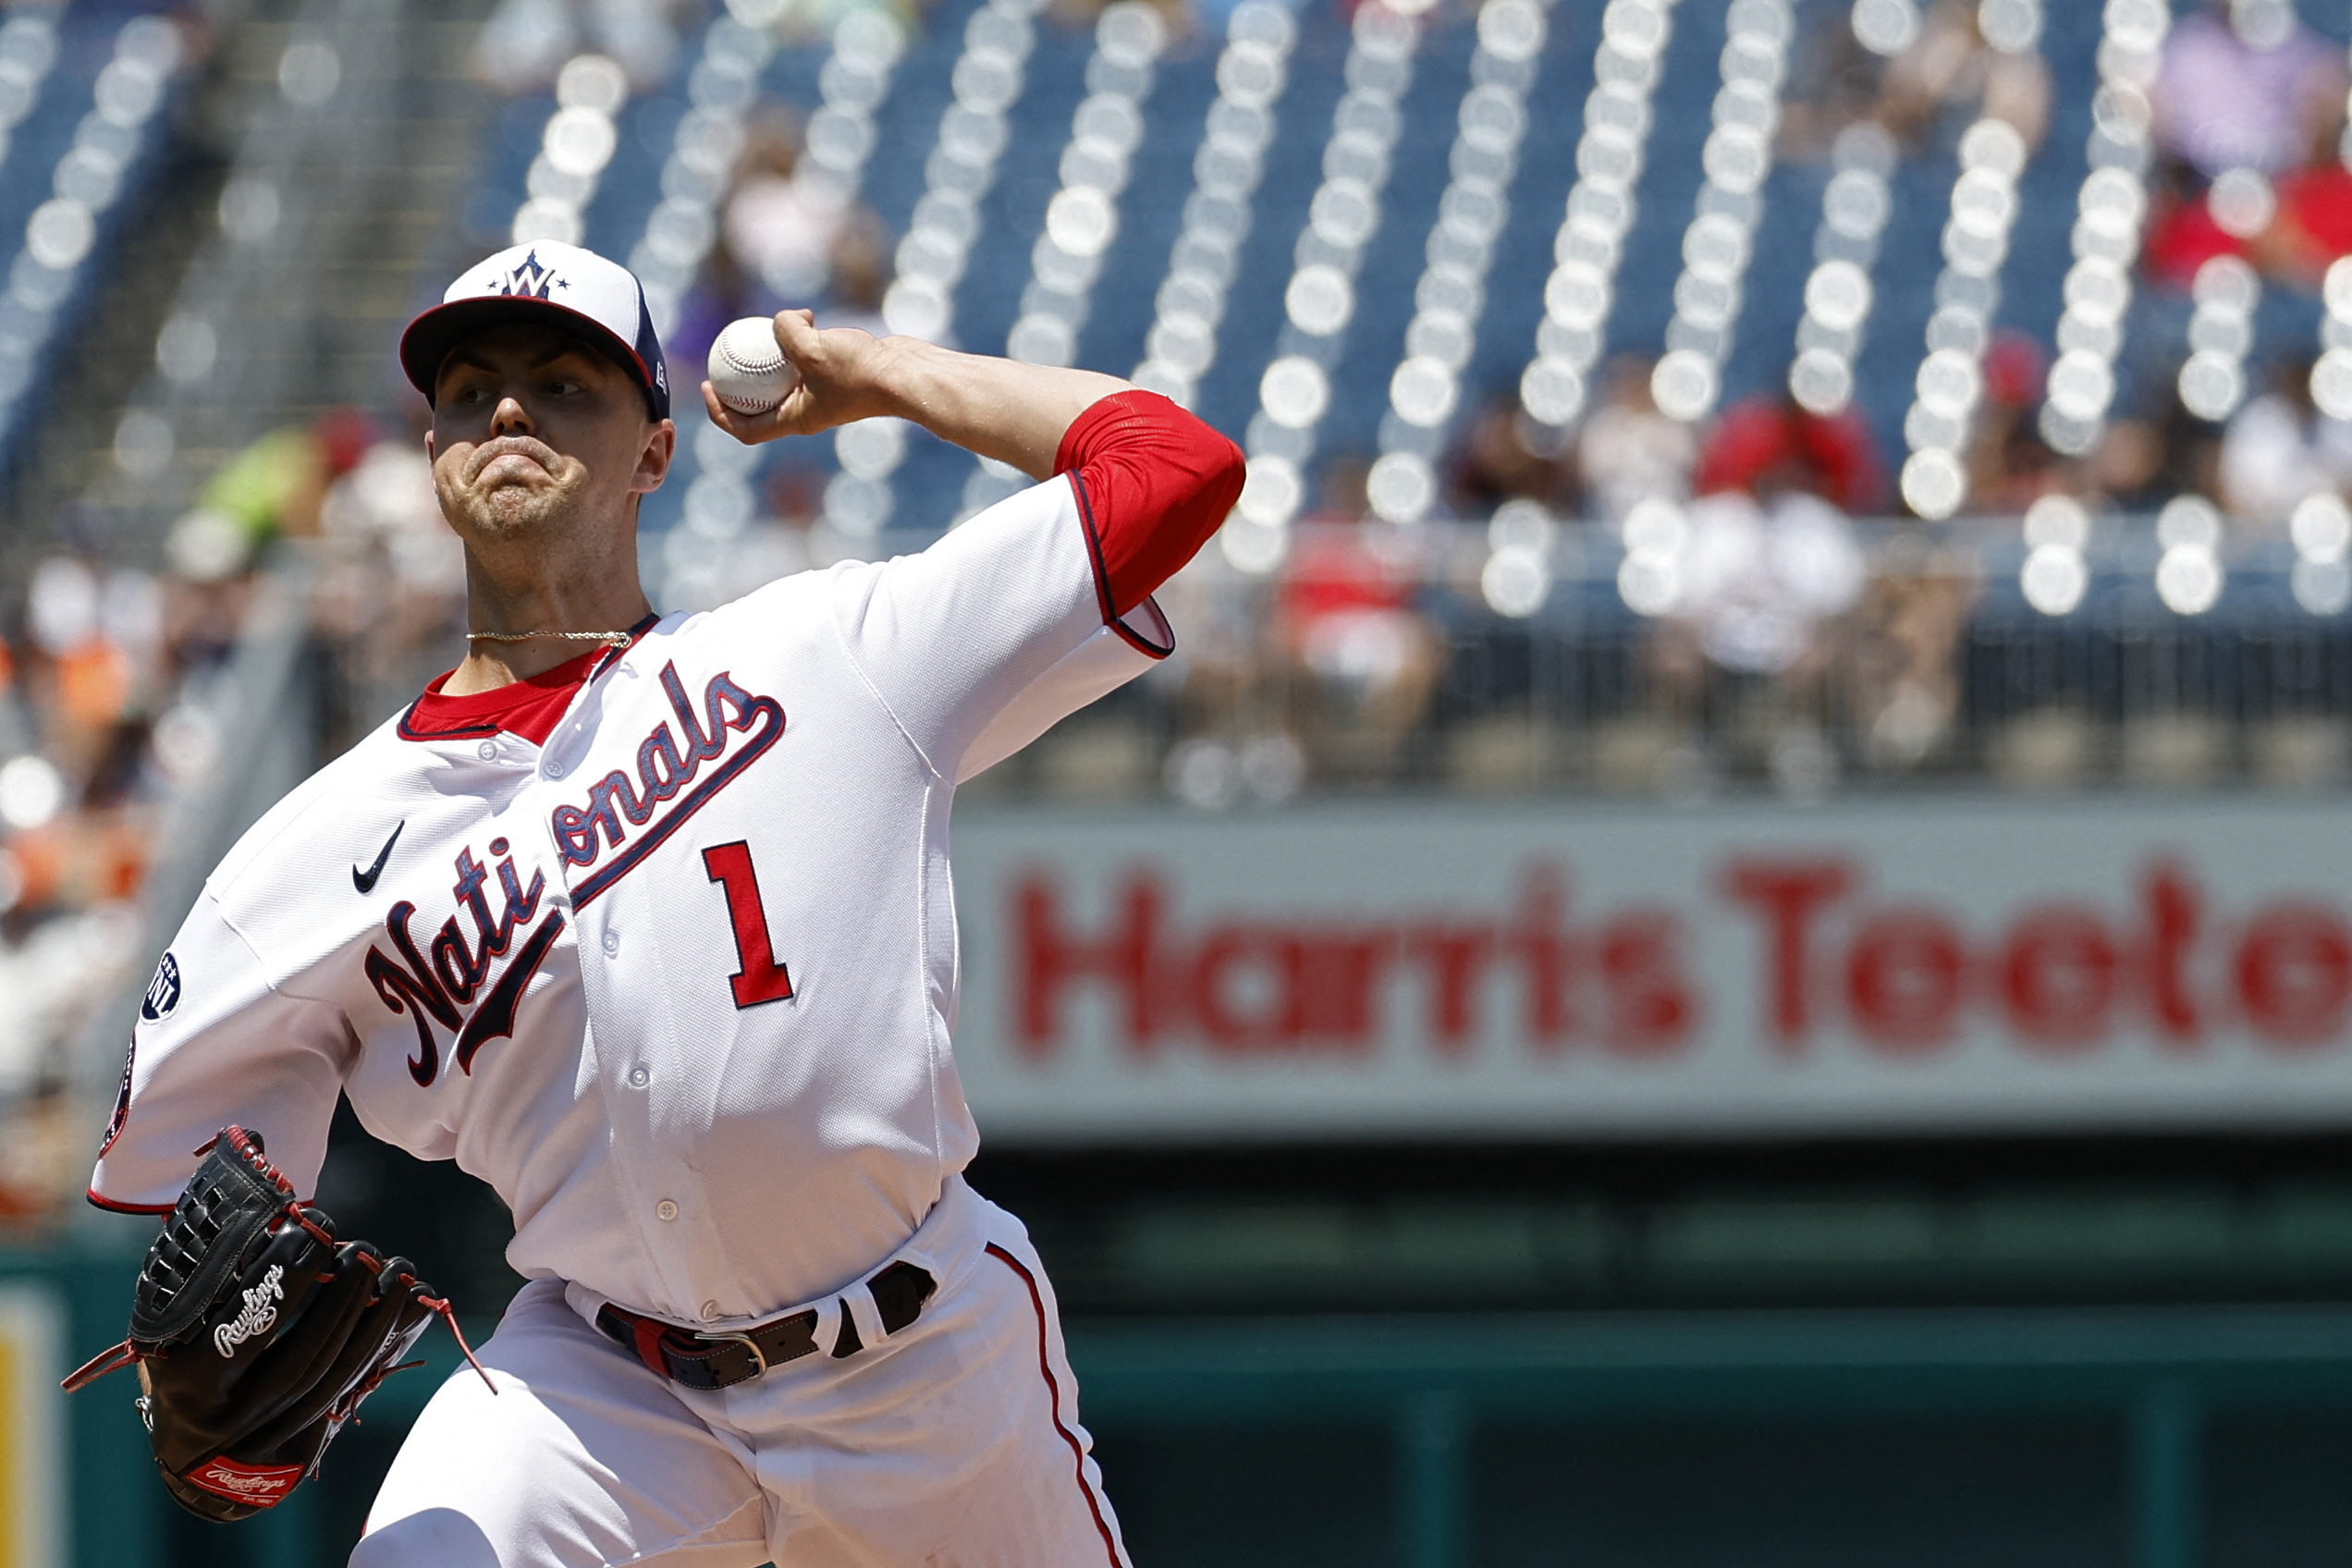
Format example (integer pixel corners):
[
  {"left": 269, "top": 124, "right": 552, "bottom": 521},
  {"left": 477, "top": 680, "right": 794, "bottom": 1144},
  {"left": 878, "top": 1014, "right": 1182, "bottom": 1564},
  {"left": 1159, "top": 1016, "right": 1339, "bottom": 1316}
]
[
  {"left": 440, "top": 459, "right": 577, "bottom": 544},
  {"left": 469, "top": 480, "right": 568, "bottom": 540}
]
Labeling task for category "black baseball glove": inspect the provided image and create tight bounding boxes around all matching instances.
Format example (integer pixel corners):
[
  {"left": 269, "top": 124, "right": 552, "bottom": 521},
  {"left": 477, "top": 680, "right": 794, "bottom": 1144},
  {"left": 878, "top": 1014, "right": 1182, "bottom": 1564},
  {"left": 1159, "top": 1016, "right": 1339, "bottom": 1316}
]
[{"left": 64, "top": 1125, "right": 490, "bottom": 1521}]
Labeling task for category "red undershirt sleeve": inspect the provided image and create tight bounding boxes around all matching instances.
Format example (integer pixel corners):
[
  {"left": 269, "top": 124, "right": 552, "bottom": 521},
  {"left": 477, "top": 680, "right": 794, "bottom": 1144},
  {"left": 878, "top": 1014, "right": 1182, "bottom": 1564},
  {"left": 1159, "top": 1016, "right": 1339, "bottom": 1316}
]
[{"left": 1052, "top": 390, "right": 1246, "bottom": 620}]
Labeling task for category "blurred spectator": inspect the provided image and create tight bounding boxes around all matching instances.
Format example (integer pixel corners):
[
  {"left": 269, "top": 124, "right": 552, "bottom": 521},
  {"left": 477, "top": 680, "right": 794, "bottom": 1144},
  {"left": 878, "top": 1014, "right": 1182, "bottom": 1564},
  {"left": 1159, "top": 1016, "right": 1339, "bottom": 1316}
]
[
  {"left": 0, "top": 405, "right": 443, "bottom": 1224},
  {"left": 1274, "top": 456, "right": 1443, "bottom": 782},
  {"left": 1671, "top": 489, "right": 1868, "bottom": 680},
  {"left": 0, "top": 637, "right": 21, "bottom": 755},
  {"left": 183, "top": 408, "right": 375, "bottom": 571},
  {"left": 0, "top": 912, "right": 95, "bottom": 1098},
  {"left": 2258, "top": 116, "right": 2352, "bottom": 287},
  {"left": 1578, "top": 354, "right": 1696, "bottom": 521},
  {"left": 1637, "top": 396, "right": 1876, "bottom": 788},
  {"left": 663, "top": 467, "right": 826, "bottom": 613},
  {"left": 1695, "top": 389, "right": 1888, "bottom": 515},
  {"left": 2151, "top": 0, "right": 2344, "bottom": 180},
  {"left": 1781, "top": 0, "right": 2048, "bottom": 161},
  {"left": 1048, "top": 0, "right": 1195, "bottom": 37},
  {"left": 766, "top": 0, "right": 925, "bottom": 46},
  {"left": 1447, "top": 391, "right": 1578, "bottom": 516},
  {"left": 1874, "top": 0, "right": 2048, "bottom": 155},
  {"left": 320, "top": 430, "right": 459, "bottom": 595},
  {"left": 2219, "top": 352, "right": 2352, "bottom": 521},
  {"left": 1842, "top": 533, "right": 1981, "bottom": 771},
  {"left": 724, "top": 113, "right": 848, "bottom": 303},
  {"left": 2139, "top": 155, "right": 2248, "bottom": 292},
  {"left": 669, "top": 236, "right": 761, "bottom": 393},
  {"left": 1636, "top": 484, "right": 1868, "bottom": 794},
  {"left": 160, "top": 512, "right": 258, "bottom": 677},
  {"left": 1966, "top": 330, "right": 2058, "bottom": 512},
  {"left": 674, "top": 116, "right": 896, "bottom": 374},
  {"left": 0, "top": 544, "right": 184, "bottom": 1224},
  {"left": 1778, "top": 5, "right": 1890, "bottom": 160},
  {"left": 312, "top": 416, "right": 469, "bottom": 742},
  {"left": 2091, "top": 389, "right": 2225, "bottom": 509},
  {"left": 473, "top": 0, "right": 679, "bottom": 94},
  {"left": 20, "top": 555, "right": 162, "bottom": 779},
  {"left": 821, "top": 207, "right": 893, "bottom": 336},
  {"left": 1148, "top": 544, "right": 1280, "bottom": 805}
]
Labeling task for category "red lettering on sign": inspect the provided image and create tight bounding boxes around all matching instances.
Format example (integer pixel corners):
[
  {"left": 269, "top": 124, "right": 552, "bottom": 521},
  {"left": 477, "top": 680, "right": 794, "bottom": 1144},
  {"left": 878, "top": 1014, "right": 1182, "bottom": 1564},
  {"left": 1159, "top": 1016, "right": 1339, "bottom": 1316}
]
[
  {"left": 1006, "top": 862, "right": 1668, "bottom": 1060},
  {"left": 1004, "top": 855, "right": 2352, "bottom": 1068},
  {"left": 2236, "top": 904, "right": 2352, "bottom": 1048},
  {"left": 1304, "top": 932, "right": 1400, "bottom": 1044},
  {"left": 1015, "top": 874, "right": 1168, "bottom": 1056},
  {"left": 1599, "top": 911, "right": 1697, "bottom": 1057},
  {"left": 1190, "top": 927, "right": 1397, "bottom": 1051},
  {"left": 1407, "top": 925, "right": 1497, "bottom": 1055},
  {"left": 1721, "top": 860, "right": 1852, "bottom": 1054},
  {"left": 2001, "top": 906, "right": 2119, "bottom": 1050},
  {"left": 1190, "top": 927, "right": 1280, "bottom": 1049},
  {"left": 2142, "top": 862, "right": 2204, "bottom": 1047},
  {"left": 1504, "top": 864, "right": 1578, "bottom": 1049},
  {"left": 1845, "top": 908, "right": 1966, "bottom": 1054}
]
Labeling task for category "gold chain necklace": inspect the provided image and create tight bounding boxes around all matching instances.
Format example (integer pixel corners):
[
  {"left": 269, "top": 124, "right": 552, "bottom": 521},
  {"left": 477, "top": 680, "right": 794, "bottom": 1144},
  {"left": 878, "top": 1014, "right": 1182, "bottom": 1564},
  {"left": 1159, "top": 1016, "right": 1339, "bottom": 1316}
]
[{"left": 466, "top": 630, "right": 635, "bottom": 646}]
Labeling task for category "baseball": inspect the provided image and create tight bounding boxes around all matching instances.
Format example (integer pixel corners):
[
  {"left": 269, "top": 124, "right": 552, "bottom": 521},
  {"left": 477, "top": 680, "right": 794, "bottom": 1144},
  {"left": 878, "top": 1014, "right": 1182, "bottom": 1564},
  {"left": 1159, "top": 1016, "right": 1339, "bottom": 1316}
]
[{"left": 706, "top": 317, "right": 800, "bottom": 415}]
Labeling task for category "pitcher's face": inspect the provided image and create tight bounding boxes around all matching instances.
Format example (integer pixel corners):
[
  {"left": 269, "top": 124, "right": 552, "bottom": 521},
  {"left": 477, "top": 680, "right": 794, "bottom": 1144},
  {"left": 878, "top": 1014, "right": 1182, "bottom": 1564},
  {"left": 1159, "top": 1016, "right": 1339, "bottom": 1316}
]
[{"left": 427, "top": 322, "right": 673, "bottom": 549}]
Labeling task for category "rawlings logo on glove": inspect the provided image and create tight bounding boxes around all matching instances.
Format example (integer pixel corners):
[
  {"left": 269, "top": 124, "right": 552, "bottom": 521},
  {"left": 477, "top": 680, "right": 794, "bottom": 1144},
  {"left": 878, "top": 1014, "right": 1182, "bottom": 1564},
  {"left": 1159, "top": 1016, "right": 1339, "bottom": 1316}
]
[
  {"left": 62, "top": 1126, "right": 492, "bottom": 1523},
  {"left": 213, "top": 1266, "right": 284, "bottom": 1357}
]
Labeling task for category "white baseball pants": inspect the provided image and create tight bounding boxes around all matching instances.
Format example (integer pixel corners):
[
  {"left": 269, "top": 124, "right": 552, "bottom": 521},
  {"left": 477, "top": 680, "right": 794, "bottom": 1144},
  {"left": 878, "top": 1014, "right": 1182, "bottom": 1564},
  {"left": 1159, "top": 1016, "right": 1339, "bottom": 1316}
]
[{"left": 350, "top": 1179, "right": 1131, "bottom": 1568}]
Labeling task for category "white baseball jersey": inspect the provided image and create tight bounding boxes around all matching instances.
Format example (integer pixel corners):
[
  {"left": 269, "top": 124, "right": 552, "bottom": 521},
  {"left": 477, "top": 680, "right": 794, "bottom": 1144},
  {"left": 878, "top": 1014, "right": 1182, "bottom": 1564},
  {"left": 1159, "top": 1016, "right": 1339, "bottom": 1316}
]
[{"left": 92, "top": 471, "right": 1170, "bottom": 1328}]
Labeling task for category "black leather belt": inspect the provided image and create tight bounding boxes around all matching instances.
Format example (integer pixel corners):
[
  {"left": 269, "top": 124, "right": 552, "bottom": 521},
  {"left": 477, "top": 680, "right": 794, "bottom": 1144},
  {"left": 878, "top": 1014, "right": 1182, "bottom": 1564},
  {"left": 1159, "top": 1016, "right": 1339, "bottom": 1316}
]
[{"left": 595, "top": 1261, "right": 936, "bottom": 1391}]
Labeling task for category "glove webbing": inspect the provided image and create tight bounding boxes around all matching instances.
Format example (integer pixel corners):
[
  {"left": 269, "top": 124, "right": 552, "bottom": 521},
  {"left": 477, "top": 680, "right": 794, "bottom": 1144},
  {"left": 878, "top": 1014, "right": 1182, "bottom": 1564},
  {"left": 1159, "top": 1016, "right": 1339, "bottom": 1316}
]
[{"left": 63, "top": 1187, "right": 494, "bottom": 1398}]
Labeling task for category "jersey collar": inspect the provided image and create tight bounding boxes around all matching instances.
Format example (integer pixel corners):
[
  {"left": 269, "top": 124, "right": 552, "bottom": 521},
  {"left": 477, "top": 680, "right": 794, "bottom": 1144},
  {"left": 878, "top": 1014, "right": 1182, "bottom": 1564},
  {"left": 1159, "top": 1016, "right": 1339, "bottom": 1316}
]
[{"left": 398, "top": 613, "right": 659, "bottom": 746}]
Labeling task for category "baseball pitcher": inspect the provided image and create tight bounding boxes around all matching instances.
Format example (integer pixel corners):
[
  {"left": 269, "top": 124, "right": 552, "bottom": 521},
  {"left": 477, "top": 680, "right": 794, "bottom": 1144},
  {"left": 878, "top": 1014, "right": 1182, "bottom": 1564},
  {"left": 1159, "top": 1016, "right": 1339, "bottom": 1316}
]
[{"left": 72, "top": 240, "right": 1242, "bottom": 1564}]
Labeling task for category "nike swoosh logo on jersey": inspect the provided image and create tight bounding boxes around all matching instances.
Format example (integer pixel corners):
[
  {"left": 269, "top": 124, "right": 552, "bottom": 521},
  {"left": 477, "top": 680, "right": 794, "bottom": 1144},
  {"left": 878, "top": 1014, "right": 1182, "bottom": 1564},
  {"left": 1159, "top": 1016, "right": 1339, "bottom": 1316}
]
[{"left": 353, "top": 821, "right": 405, "bottom": 894}]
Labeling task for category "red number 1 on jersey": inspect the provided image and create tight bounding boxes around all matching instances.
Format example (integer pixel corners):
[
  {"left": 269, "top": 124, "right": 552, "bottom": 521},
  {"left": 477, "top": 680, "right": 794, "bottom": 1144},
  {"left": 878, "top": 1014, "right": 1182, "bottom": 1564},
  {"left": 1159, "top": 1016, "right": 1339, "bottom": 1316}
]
[{"left": 701, "top": 841, "right": 795, "bottom": 1008}]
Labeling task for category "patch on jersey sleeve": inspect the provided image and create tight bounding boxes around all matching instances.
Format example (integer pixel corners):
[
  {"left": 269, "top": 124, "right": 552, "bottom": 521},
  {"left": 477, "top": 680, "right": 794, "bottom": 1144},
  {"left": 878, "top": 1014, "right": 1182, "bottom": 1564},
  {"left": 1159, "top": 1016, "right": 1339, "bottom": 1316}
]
[
  {"left": 98, "top": 1038, "right": 134, "bottom": 1157},
  {"left": 140, "top": 951, "right": 181, "bottom": 1022}
]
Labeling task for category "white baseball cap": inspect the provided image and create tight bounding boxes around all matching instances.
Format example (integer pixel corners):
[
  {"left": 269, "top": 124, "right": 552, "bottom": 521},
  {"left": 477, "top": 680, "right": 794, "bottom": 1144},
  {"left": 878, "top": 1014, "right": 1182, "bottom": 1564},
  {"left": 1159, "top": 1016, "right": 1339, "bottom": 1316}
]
[{"left": 399, "top": 241, "right": 671, "bottom": 420}]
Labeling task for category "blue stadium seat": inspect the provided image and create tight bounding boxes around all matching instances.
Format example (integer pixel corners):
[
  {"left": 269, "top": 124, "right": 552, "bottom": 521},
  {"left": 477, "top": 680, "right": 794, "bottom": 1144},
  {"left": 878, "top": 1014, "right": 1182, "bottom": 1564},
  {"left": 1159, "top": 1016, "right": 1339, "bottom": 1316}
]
[
  {"left": 0, "top": 5, "right": 189, "bottom": 468},
  {"left": 456, "top": 0, "right": 2352, "bottom": 550},
  {"left": 1073, "top": 25, "right": 1218, "bottom": 377}
]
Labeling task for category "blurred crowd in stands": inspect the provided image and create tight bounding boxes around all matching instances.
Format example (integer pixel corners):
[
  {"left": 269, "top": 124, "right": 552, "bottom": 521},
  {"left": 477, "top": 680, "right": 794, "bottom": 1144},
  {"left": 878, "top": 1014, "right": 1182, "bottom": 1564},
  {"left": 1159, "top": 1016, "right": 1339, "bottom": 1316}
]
[
  {"left": 0, "top": 408, "right": 459, "bottom": 1222},
  {"left": 1150, "top": 0, "right": 2352, "bottom": 802},
  {"left": 14, "top": 0, "right": 2352, "bottom": 1216}
]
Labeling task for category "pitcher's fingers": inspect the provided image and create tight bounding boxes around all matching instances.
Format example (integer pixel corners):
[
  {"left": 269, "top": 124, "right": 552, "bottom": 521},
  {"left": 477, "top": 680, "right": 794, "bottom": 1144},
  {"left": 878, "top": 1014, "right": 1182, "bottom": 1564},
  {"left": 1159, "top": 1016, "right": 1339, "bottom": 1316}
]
[
  {"left": 701, "top": 382, "right": 790, "bottom": 445},
  {"left": 768, "top": 309, "right": 820, "bottom": 358}
]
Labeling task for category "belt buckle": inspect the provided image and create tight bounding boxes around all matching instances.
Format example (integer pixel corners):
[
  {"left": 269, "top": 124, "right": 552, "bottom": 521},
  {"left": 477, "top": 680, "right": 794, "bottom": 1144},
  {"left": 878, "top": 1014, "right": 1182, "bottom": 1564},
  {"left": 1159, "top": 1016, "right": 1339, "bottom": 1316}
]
[{"left": 704, "top": 1330, "right": 769, "bottom": 1381}]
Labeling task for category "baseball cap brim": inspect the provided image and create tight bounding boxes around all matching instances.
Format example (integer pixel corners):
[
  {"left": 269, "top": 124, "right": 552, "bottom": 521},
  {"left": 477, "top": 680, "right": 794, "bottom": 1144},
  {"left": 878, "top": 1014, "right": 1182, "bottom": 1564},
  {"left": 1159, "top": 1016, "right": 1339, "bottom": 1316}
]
[{"left": 398, "top": 295, "right": 667, "bottom": 419}]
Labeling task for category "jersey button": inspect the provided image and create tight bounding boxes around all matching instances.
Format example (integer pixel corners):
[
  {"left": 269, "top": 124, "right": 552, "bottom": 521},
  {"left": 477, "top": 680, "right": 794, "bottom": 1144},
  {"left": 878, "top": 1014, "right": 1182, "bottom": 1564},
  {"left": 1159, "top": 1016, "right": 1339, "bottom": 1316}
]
[
  {"left": 627, "top": 1065, "right": 649, "bottom": 1088},
  {"left": 601, "top": 930, "right": 620, "bottom": 956},
  {"left": 543, "top": 761, "right": 566, "bottom": 779},
  {"left": 475, "top": 741, "right": 497, "bottom": 761},
  {"left": 655, "top": 1199, "right": 679, "bottom": 1221},
  {"left": 701, "top": 1301, "right": 720, "bottom": 1320}
]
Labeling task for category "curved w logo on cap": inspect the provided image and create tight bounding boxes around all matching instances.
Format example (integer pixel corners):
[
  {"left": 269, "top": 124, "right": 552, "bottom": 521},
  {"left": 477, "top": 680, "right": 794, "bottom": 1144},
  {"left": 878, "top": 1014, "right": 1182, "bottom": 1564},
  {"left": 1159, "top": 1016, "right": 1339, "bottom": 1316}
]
[
  {"left": 490, "top": 250, "right": 570, "bottom": 301},
  {"left": 401, "top": 239, "right": 670, "bottom": 420}
]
